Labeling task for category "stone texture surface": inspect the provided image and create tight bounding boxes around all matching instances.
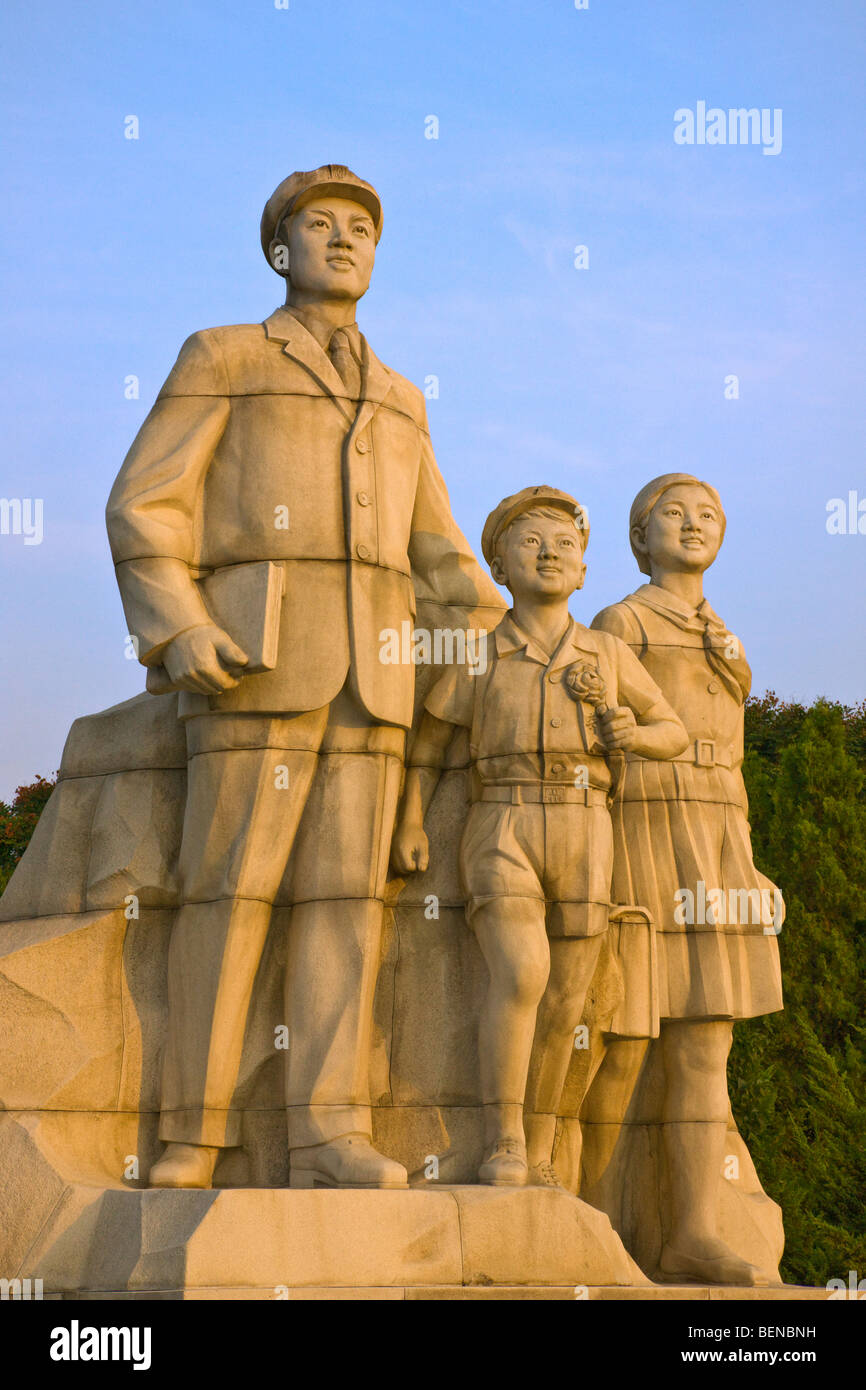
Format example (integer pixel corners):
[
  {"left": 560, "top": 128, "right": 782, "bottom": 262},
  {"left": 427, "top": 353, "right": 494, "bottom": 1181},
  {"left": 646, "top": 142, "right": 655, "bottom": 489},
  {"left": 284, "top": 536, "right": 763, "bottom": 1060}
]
[
  {"left": 451, "top": 1186, "right": 645, "bottom": 1288},
  {"left": 13, "top": 1186, "right": 645, "bottom": 1297}
]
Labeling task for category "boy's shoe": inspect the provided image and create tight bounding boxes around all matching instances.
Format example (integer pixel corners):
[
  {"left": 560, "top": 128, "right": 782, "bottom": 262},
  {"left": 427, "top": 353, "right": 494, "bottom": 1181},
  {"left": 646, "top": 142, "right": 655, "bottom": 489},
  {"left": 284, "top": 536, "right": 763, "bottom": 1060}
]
[
  {"left": 528, "top": 1160, "right": 567, "bottom": 1191},
  {"left": 478, "top": 1137, "right": 528, "bottom": 1186}
]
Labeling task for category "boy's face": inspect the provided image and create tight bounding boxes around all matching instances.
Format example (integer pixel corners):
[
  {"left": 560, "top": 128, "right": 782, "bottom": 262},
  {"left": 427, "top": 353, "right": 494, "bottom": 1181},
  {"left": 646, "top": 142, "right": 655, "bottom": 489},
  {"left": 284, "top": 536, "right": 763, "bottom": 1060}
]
[{"left": 492, "top": 511, "right": 586, "bottom": 601}]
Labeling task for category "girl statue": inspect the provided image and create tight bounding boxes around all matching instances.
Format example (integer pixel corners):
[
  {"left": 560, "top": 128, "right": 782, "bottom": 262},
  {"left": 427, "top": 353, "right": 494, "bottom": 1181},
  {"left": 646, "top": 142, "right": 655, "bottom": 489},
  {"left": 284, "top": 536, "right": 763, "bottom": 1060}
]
[{"left": 586, "top": 473, "right": 784, "bottom": 1285}]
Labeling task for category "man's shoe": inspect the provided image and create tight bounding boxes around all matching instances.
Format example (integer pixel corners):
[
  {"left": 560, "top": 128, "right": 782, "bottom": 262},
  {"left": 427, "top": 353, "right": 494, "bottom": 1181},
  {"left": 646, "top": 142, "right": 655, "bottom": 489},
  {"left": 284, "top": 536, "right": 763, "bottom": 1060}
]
[
  {"left": 657, "top": 1240, "right": 769, "bottom": 1286},
  {"left": 149, "top": 1142, "right": 218, "bottom": 1189},
  {"left": 289, "top": 1134, "right": 409, "bottom": 1189},
  {"left": 478, "top": 1137, "right": 528, "bottom": 1187}
]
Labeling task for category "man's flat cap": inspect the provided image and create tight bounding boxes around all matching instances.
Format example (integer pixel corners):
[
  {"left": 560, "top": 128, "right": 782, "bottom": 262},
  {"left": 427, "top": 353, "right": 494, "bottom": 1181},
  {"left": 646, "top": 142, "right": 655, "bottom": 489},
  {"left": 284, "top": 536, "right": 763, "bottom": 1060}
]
[
  {"left": 260, "top": 165, "right": 383, "bottom": 267},
  {"left": 482, "top": 485, "right": 589, "bottom": 565}
]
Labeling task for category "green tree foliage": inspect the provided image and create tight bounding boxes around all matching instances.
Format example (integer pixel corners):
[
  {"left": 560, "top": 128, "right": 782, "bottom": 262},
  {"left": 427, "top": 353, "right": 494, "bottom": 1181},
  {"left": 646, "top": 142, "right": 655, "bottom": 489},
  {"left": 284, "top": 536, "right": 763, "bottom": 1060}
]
[
  {"left": 0, "top": 775, "right": 56, "bottom": 894},
  {"left": 731, "top": 694, "right": 866, "bottom": 1287}
]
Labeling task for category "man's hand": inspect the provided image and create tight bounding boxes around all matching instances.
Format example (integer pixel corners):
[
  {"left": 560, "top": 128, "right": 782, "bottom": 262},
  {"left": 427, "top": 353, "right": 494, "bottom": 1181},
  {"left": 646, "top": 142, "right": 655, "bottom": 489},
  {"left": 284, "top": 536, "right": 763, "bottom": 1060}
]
[
  {"left": 161, "top": 623, "right": 249, "bottom": 694},
  {"left": 597, "top": 705, "right": 638, "bottom": 751},
  {"left": 390, "top": 820, "right": 430, "bottom": 875}
]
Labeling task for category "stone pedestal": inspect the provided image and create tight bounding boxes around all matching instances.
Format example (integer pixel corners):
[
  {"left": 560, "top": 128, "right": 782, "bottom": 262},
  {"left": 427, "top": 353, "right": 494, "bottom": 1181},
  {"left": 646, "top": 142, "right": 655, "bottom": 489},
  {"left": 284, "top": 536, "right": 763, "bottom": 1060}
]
[{"left": 14, "top": 1184, "right": 649, "bottom": 1299}]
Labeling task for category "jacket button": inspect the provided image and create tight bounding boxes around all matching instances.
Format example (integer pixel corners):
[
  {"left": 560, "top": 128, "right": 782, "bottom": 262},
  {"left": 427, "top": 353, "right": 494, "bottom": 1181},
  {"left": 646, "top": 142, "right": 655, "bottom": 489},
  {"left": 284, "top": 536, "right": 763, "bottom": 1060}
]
[
  {"left": 551, "top": 762, "right": 565, "bottom": 775},
  {"left": 355, "top": 438, "right": 369, "bottom": 453},
  {"left": 548, "top": 672, "right": 561, "bottom": 683},
  {"left": 550, "top": 716, "right": 562, "bottom": 728},
  {"left": 356, "top": 490, "right": 372, "bottom": 506},
  {"left": 707, "top": 680, "right": 720, "bottom": 693},
  {"left": 356, "top": 543, "right": 371, "bottom": 560}
]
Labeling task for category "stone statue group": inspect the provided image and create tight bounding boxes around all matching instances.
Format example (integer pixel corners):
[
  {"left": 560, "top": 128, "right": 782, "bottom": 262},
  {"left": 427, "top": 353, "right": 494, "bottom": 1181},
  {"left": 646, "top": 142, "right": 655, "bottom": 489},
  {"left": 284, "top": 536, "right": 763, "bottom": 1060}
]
[{"left": 105, "top": 165, "right": 784, "bottom": 1286}]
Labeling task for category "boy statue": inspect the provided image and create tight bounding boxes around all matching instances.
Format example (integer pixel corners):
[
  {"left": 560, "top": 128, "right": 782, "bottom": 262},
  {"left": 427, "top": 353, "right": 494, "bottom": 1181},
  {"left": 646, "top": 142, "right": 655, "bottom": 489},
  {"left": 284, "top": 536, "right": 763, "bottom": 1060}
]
[{"left": 391, "top": 486, "right": 688, "bottom": 1185}]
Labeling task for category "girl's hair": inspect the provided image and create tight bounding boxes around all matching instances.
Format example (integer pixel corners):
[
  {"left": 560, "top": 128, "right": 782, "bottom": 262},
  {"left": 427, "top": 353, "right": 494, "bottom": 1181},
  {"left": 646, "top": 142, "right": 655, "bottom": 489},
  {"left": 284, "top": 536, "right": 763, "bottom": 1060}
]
[{"left": 628, "top": 473, "right": 726, "bottom": 575}]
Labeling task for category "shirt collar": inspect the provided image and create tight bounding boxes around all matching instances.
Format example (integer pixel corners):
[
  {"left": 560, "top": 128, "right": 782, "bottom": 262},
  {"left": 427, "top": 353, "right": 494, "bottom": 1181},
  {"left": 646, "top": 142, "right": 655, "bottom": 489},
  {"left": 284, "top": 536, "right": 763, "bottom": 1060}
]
[
  {"left": 494, "top": 612, "right": 599, "bottom": 667},
  {"left": 631, "top": 582, "right": 705, "bottom": 619},
  {"left": 630, "top": 583, "right": 727, "bottom": 635},
  {"left": 277, "top": 304, "right": 362, "bottom": 355}
]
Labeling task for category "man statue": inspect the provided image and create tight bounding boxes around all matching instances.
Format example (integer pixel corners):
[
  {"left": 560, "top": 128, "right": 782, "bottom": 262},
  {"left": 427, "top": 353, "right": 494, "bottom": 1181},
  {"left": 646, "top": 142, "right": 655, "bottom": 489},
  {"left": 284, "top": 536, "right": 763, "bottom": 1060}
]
[{"left": 106, "top": 164, "right": 501, "bottom": 1189}]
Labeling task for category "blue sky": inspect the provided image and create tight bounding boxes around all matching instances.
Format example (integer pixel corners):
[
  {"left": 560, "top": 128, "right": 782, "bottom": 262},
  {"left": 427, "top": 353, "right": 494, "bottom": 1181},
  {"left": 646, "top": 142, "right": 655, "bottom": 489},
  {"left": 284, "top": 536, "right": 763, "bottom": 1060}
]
[{"left": 1, "top": 0, "right": 864, "bottom": 797}]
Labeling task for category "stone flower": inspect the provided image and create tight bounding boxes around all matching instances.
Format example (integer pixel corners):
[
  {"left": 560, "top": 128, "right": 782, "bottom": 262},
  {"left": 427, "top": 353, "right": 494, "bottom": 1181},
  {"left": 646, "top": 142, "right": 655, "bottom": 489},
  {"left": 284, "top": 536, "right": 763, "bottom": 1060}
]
[{"left": 564, "top": 661, "right": 608, "bottom": 710}]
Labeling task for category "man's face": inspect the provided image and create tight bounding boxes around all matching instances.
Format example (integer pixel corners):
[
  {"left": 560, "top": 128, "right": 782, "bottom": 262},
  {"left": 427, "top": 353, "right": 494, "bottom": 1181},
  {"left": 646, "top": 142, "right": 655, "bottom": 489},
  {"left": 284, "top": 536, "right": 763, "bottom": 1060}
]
[
  {"left": 641, "top": 483, "right": 723, "bottom": 574},
  {"left": 493, "top": 512, "right": 586, "bottom": 602},
  {"left": 280, "top": 195, "right": 376, "bottom": 302}
]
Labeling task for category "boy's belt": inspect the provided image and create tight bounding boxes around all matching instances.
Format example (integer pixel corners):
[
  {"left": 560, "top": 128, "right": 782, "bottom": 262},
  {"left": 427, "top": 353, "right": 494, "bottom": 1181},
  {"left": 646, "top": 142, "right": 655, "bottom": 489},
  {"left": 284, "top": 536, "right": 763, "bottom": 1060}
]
[{"left": 473, "top": 783, "right": 609, "bottom": 806}]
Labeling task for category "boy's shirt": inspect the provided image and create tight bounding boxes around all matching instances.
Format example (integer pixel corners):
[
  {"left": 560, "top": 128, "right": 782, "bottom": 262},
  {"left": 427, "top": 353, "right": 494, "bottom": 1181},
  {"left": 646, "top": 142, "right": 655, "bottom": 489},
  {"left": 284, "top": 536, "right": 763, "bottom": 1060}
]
[{"left": 424, "top": 612, "right": 672, "bottom": 792}]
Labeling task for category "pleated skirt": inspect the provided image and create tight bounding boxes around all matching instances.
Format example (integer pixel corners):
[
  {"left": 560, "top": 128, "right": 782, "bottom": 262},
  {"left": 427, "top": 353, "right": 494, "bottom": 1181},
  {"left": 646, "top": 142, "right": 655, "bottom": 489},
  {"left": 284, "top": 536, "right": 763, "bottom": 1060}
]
[{"left": 609, "top": 759, "right": 784, "bottom": 1021}]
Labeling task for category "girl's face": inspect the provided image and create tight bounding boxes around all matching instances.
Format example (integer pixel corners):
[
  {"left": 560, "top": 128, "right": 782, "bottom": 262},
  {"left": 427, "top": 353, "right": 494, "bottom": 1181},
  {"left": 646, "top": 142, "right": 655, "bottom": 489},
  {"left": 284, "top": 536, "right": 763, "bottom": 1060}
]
[{"left": 640, "top": 483, "right": 724, "bottom": 575}]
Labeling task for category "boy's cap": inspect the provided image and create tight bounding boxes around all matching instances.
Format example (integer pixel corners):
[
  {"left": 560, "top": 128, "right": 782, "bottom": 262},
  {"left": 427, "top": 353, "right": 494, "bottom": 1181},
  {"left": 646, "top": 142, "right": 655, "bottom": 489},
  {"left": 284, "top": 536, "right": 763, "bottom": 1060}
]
[
  {"left": 482, "top": 485, "right": 589, "bottom": 564},
  {"left": 260, "top": 165, "right": 383, "bottom": 267}
]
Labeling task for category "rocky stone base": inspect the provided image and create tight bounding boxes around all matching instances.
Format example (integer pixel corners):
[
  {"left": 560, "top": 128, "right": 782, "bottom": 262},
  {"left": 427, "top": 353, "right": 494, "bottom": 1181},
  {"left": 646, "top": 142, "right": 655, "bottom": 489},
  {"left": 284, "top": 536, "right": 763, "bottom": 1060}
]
[{"left": 13, "top": 1185, "right": 650, "bottom": 1298}]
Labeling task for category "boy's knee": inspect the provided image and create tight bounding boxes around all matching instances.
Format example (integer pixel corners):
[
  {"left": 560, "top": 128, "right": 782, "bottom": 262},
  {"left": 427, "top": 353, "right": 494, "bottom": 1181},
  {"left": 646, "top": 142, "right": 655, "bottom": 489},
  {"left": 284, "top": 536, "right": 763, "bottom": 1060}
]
[
  {"left": 474, "top": 898, "right": 549, "bottom": 1004},
  {"left": 492, "top": 944, "right": 549, "bottom": 1008},
  {"left": 511, "top": 960, "right": 549, "bottom": 1008},
  {"left": 542, "top": 989, "right": 584, "bottom": 1035},
  {"left": 541, "top": 939, "right": 603, "bottom": 1032}
]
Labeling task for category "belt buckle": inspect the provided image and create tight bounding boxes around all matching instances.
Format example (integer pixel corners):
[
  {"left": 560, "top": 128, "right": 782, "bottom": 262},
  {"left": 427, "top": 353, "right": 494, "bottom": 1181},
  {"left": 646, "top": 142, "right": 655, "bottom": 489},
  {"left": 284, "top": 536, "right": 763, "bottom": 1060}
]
[
  {"left": 695, "top": 739, "right": 715, "bottom": 767},
  {"left": 542, "top": 785, "right": 567, "bottom": 804}
]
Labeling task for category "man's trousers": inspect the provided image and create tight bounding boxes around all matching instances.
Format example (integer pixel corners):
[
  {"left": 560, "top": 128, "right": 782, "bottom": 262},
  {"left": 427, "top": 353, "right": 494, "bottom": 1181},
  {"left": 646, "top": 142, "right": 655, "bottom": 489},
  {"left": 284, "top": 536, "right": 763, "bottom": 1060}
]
[{"left": 158, "top": 684, "right": 405, "bottom": 1150}]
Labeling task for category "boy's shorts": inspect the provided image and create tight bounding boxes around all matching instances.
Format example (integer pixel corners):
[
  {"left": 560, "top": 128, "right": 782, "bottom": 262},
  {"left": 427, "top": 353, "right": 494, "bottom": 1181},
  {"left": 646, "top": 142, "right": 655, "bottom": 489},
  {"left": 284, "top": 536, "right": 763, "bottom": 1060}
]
[{"left": 459, "top": 790, "right": 613, "bottom": 938}]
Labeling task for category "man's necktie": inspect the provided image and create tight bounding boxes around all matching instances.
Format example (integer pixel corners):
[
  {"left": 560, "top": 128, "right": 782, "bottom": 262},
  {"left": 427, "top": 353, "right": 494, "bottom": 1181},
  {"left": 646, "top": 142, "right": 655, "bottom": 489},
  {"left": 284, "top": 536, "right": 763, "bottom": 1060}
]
[{"left": 328, "top": 327, "right": 362, "bottom": 399}]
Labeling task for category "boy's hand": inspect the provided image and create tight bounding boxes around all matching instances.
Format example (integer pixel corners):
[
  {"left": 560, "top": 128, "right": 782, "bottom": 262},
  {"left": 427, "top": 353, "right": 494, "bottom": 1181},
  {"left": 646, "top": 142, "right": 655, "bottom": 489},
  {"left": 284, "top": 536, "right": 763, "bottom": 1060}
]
[
  {"left": 597, "top": 705, "right": 638, "bottom": 750},
  {"left": 391, "top": 821, "right": 430, "bottom": 874}
]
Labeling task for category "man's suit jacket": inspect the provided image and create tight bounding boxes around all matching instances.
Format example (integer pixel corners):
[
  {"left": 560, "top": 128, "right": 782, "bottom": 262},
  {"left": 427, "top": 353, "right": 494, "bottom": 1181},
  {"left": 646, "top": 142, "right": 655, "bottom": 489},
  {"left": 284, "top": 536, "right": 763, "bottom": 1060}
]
[{"left": 106, "top": 307, "right": 502, "bottom": 729}]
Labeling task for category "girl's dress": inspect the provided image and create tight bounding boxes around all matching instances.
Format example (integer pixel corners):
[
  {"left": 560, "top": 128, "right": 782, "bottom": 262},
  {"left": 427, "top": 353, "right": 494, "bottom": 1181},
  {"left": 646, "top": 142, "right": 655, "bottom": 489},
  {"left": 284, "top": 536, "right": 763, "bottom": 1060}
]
[{"left": 592, "top": 583, "right": 783, "bottom": 1021}]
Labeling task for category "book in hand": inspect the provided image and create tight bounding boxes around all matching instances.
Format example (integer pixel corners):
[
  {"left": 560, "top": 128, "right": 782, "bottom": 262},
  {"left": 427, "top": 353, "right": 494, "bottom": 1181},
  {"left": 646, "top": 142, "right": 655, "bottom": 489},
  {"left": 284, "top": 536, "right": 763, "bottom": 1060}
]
[{"left": 145, "top": 560, "right": 284, "bottom": 695}]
